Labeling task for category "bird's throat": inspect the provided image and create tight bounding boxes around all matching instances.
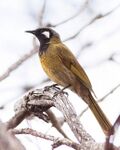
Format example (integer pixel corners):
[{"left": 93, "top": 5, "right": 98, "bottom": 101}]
[{"left": 39, "top": 38, "right": 50, "bottom": 56}]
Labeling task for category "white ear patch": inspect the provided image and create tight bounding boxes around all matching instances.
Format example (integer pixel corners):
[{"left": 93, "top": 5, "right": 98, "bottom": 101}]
[{"left": 42, "top": 31, "right": 50, "bottom": 38}]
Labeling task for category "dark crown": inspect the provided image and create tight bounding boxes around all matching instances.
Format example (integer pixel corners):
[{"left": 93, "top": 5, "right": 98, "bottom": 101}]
[{"left": 26, "top": 27, "right": 60, "bottom": 39}]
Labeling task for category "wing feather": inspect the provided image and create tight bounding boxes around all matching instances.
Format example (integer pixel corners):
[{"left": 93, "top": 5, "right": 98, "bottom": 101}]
[{"left": 56, "top": 44, "right": 92, "bottom": 91}]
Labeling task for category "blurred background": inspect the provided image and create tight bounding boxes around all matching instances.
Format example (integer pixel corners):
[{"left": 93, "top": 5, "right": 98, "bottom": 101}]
[{"left": 0, "top": 0, "right": 120, "bottom": 149}]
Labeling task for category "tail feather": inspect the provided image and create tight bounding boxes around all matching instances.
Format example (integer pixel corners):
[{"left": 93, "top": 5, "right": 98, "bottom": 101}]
[
  {"left": 75, "top": 83, "right": 112, "bottom": 135},
  {"left": 89, "top": 93, "right": 112, "bottom": 135}
]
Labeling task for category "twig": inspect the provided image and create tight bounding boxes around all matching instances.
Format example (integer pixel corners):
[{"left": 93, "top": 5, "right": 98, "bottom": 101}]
[
  {"left": 48, "top": 0, "right": 88, "bottom": 27},
  {"left": 109, "top": 52, "right": 120, "bottom": 65},
  {"left": 13, "top": 86, "right": 98, "bottom": 149},
  {"left": 1, "top": 3, "right": 120, "bottom": 83},
  {"left": 14, "top": 86, "right": 94, "bottom": 143},
  {"left": 64, "top": 3, "right": 120, "bottom": 42},
  {"left": 99, "top": 84, "right": 120, "bottom": 102},
  {"left": 105, "top": 115, "right": 120, "bottom": 150},
  {"left": 79, "top": 83, "right": 120, "bottom": 118},
  {"left": 13, "top": 128, "right": 81, "bottom": 150},
  {"left": 4, "top": 85, "right": 120, "bottom": 149},
  {"left": 14, "top": 86, "right": 70, "bottom": 139},
  {"left": 0, "top": 0, "right": 47, "bottom": 83},
  {"left": 0, "top": 0, "right": 46, "bottom": 83},
  {"left": 0, "top": 46, "right": 38, "bottom": 82},
  {"left": 38, "top": 0, "right": 47, "bottom": 26},
  {"left": 5, "top": 110, "right": 29, "bottom": 130},
  {"left": 0, "top": 123, "right": 25, "bottom": 150},
  {"left": 46, "top": 109, "right": 69, "bottom": 139}
]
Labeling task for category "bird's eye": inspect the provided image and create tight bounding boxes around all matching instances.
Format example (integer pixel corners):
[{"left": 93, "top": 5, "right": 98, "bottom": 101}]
[{"left": 42, "top": 31, "right": 50, "bottom": 38}]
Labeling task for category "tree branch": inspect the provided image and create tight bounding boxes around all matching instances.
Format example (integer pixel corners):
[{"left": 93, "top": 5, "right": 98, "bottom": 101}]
[
  {"left": 2, "top": 85, "right": 120, "bottom": 149},
  {"left": 14, "top": 86, "right": 94, "bottom": 143},
  {"left": 38, "top": 0, "right": 47, "bottom": 26},
  {"left": 5, "top": 110, "right": 29, "bottom": 130},
  {"left": 105, "top": 115, "right": 120, "bottom": 150},
  {"left": 64, "top": 3, "right": 120, "bottom": 42},
  {"left": 47, "top": 0, "right": 88, "bottom": 27},
  {"left": 0, "top": 123, "right": 25, "bottom": 150},
  {"left": 78, "top": 83, "right": 120, "bottom": 118},
  {"left": 0, "top": 46, "right": 38, "bottom": 82},
  {"left": 13, "top": 128, "right": 81, "bottom": 150}
]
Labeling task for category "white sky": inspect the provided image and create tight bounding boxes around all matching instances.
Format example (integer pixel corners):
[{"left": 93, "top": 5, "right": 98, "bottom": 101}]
[{"left": 0, "top": 0, "right": 120, "bottom": 149}]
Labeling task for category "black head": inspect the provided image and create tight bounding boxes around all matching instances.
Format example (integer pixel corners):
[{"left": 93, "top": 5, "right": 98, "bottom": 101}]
[
  {"left": 26, "top": 28, "right": 60, "bottom": 43},
  {"left": 26, "top": 27, "right": 60, "bottom": 55}
]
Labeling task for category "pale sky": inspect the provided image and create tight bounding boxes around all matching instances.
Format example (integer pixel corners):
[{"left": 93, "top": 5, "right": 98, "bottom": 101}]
[{"left": 0, "top": 0, "right": 120, "bottom": 149}]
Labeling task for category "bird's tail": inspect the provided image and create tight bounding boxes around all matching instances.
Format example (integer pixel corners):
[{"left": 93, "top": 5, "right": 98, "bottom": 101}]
[
  {"left": 75, "top": 84, "right": 112, "bottom": 135},
  {"left": 88, "top": 93, "right": 112, "bottom": 135}
]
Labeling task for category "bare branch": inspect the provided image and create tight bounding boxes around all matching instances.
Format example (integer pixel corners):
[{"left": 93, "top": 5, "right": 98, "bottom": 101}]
[
  {"left": 5, "top": 110, "right": 29, "bottom": 130},
  {"left": 109, "top": 52, "right": 120, "bottom": 65},
  {"left": 3, "top": 85, "right": 120, "bottom": 149},
  {"left": 13, "top": 86, "right": 94, "bottom": 143},
  {"left": 0, "top": 46, "right": 38, "bottom": 82},
  {"left": 13, "top": 128, "right": 81, "bottom": 150},
  {"left": 0, "top": 123, "right": 25, "bottom": 150},
  {"left": 47, "top": 0, "right": 88, "bottom": 27},
  {"left": 105, "top": 115, "right": 120, "bottom": 150},
  {"left": 0, "top": 0, "right": 46, "bottom": 83},
  {"left": 38, "top": 0, "right": 47, "bottom": 26},
  {"left": 5, "top": 90, "right": 54, "bottom": 130},
  {"left": 0, "top": 0, "right": 47, "bottom": 83},
  {"left": 99, "top": 83, "right": 120, "bottom": 102},
  {"left": 64, "top": 4, "right": 120, "bottom": 42},
  {"left": 78, "top": 83, "right": 120, "bottom": 118},
  {"left": 79, "top": 107, "right": 89, "bottom": 118},
  {"left": 1, "top": 3, "right": 120, "bottom": 84},
  {"left": 46, "top": 109, "right": 69, "bottom": 139}
]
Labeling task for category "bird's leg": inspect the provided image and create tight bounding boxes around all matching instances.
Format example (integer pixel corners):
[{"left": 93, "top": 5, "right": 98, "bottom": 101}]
[
  {"left": 52, "top": 84, "right": 71, "bottom": 98},
  {"left": 50, "top": 83, "right": 58, "bottom": 87},
  {"left": 44, "top": 84, "right": 59, "bottom": 92}
]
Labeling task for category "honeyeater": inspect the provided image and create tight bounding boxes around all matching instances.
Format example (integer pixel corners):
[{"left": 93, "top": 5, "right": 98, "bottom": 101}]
[{"left": 26, "top": 27, "right": 112, "bottom": 135}]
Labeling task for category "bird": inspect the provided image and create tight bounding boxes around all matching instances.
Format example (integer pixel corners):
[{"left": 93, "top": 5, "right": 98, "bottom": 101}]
[{"left": 26, "top": 27, "right": 112, "bottom": 135}]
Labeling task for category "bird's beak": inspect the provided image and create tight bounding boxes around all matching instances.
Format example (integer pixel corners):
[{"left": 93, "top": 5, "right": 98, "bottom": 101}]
[{"left": 25, "top": 30, "right": 36, "bottom": 35}]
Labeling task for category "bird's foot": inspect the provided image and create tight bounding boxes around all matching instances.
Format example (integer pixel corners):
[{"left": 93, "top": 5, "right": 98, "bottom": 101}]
[
  {"left": 52, "top": 85, "right": 70, "bottom": 98},
  {"left": 44, "top": 84, "right": 60, "bottom": 91}
]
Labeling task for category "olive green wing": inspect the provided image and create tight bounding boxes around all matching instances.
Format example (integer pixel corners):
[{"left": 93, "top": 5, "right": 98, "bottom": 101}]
[{"left": 57, "top": 44, "right": 93, "bottom": 91}]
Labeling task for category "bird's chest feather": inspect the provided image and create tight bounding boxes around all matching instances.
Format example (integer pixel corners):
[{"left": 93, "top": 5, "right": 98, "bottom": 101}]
[{"left": 40, "top": 47, "right": 61, "bottom": 78}]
